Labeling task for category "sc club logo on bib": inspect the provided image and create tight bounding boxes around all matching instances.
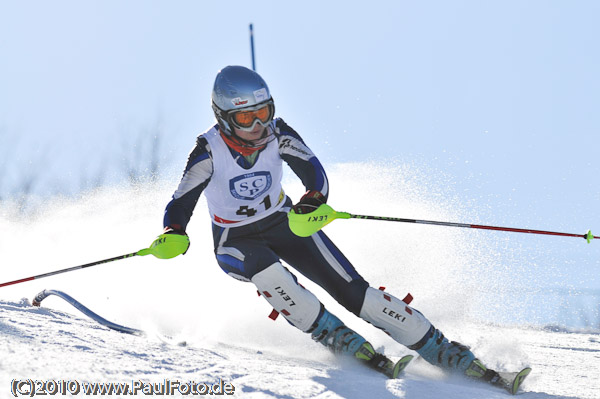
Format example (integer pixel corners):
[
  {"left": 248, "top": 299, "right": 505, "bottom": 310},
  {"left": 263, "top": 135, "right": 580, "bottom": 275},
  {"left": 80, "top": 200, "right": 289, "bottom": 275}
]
[{"left": 229, "top": 172, "right": 272, "bottom": 200}]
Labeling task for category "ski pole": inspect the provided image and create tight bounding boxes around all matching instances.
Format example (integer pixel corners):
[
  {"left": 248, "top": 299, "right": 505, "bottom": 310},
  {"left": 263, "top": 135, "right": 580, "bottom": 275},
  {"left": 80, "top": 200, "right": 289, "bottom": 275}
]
[
  {"left": 0, "top": 233, "right": 189, "bottom": 289},
  {"left": 288, "top": 204, "right": 598, "bottom": 243},
  {"left": 0, "top": 251, "right": 146, "bottom": 289},
  {"left": 0, "top": 245, "right": 164, "bottom": 288}
]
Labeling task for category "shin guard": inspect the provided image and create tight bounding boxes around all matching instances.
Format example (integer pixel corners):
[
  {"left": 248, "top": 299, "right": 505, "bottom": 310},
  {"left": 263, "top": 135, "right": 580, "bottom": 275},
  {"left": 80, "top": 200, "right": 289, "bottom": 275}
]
[
  {"left": 251, "top": 262, "right": 321, "bottom": 332},
  {"left": 359, "top": 287, "right": 431, "bottom": 346}
]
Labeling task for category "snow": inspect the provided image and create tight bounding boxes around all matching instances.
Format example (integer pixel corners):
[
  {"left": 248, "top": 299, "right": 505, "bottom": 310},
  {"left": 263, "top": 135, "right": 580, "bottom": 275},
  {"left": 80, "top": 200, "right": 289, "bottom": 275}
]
[
  {"left": 1, "top": 162, "right": 598, "bottom": 398},
  {"left": 2, "top": 298, "right": 598, "bottom": 398}
]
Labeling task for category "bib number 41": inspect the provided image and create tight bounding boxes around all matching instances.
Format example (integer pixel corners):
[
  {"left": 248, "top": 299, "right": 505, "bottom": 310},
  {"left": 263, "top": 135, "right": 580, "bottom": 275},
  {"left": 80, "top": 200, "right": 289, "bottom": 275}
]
[{"left": 235, "top": 196, "right": 272, "bottom": 218}]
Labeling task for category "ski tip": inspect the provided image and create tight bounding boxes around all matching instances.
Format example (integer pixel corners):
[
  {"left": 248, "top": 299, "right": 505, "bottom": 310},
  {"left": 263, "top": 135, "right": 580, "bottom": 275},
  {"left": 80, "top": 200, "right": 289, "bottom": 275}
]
[
  {"left": 392, "top": 355, "right": 414, "bottom": 379},
  {"left": 510, "top": 367, "right": 532, "bottom": 395}
]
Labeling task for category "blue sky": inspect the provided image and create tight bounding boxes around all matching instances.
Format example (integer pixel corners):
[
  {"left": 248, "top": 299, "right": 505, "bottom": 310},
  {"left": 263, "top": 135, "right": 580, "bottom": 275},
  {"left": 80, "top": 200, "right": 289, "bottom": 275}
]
[{"left": 1, "top": 1, "right": 599, "bottom": 289}]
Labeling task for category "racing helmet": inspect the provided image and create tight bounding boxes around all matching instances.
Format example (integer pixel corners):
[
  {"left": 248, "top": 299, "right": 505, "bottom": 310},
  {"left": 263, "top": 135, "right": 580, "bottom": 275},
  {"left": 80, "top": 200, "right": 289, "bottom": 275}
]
[{"left": 211, "top": 66, "right": 275, "bottom": 145}]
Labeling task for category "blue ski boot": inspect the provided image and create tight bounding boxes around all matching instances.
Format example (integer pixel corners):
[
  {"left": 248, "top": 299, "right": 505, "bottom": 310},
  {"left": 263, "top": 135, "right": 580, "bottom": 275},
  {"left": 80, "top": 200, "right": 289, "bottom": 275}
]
[
  {"left": 308, "top": 307, "right": 412, "bottom": 378},
  {"left": 408, "top": 325, "right": 477, "bottom": 373},
  {"left": 309, "top": 308, "right": 366, "bottom": 355},
  {"left": 409, "top": 325, "right": 531, "bottom": 394}
]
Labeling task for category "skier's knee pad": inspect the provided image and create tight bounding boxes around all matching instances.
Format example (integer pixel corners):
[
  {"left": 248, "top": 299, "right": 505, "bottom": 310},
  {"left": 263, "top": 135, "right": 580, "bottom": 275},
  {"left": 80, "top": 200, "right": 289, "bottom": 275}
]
[
  {"left": 251, "top": 262, "right": 321, "bottom": 332},
  {"left": 359, "top": 287, "right": 431, "bottom": 346}
]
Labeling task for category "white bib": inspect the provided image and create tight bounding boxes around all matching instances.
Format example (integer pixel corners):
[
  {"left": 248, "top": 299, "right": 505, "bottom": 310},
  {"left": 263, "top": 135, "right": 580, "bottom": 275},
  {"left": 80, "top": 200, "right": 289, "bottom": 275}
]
[{"left": 204, "top": 128, "right": 285, "bottom": 227}]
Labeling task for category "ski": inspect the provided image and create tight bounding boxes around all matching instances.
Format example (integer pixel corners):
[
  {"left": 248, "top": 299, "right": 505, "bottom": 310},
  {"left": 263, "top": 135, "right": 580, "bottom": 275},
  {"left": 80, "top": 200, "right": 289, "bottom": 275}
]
[
  {"left": 389, "top": 354, "right": 414, "bottom": 378},
  {"left": 367, "top": 353, "right": 414, "bottom": 379},
  {"left": 467, "top": 359, "right": 531, "bottom": 395},
  {"left": 492, "top": 367, "right": 532, "bottom": 395},
  {"left": 355, "top": 342, "right": 413, "bottom": 378}
]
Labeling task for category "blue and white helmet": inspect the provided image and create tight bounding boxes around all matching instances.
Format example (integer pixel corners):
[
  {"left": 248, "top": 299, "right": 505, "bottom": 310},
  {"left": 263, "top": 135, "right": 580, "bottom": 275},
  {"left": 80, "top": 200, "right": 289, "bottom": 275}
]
[{"left": 211, "top": 66, "right": 275, "bottom": 142}]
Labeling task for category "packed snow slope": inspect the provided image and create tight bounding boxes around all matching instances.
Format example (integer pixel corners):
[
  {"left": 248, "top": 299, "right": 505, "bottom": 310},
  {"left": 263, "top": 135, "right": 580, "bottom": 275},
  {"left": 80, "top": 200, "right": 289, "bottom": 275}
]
[
  {"left": 1, "top": 161, "right": 598, "bottom": 398},
  {"left": 2, "top": 298, "right": 599, "bottom": 399}
]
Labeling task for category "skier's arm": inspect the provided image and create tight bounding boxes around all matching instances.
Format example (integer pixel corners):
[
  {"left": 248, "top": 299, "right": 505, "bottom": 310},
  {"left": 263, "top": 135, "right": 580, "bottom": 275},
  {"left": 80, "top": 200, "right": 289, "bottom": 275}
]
[
  {"left": 163, "top": 136, "right": 213, "bottom": 233},
  {"left": 276, "top": 119, "right": 329, "bottom": 201}
]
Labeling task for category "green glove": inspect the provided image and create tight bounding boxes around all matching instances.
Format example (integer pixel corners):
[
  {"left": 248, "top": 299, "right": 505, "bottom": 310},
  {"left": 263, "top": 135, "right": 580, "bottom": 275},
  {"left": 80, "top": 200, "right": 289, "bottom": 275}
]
[{"left": 138, "top": 231, "right": 190, "bottom": 259}]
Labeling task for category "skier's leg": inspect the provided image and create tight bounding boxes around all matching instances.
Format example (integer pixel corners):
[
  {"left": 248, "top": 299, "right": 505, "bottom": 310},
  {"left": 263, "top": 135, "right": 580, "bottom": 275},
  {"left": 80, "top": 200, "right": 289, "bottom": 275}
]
[
  {"left": 359, "top": 286, "right": 489, "bottom": 377},
  {"left": 251, "top": 261, "right": 364, "bottom": 353},
  {"left": 258, "top": 210, "right": 485, "bottom": 376},
  {"left": 251, "top": 262, "right": 404, "bottom": 377},
  {"left": 273, "top": 227, "right": 371, "bottom": 317},
  {"left": 358, "top": 287, "right": 431, "bottom": 346},
  {"left": 212, "top": 223, "right": 373, "bottom": 359},
  {"left": 253, "top": 263, "right": 514, "bottom": 386}
]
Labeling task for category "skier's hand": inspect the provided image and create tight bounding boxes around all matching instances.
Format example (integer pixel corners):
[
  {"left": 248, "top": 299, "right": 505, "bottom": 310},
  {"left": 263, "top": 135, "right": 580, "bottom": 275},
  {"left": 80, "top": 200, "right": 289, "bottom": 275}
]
[
  {"left": 292, "top": 190, "right": 326, "bottom": 215},
  {"left": 142, "top": 226, "right": 190, "bottom": 259}
]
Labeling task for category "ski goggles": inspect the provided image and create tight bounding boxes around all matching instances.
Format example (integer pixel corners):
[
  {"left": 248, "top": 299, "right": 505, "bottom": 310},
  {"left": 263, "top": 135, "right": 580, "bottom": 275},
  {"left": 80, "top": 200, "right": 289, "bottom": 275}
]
[{"left": 230, "top": 101, "right": 274, "bottom": 130}]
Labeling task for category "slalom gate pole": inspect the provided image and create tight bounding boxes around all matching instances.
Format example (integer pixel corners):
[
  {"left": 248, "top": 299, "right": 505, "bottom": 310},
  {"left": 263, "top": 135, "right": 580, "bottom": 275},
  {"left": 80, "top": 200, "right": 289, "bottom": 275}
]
[
  {"left": 347, "top": 213, "right": 598, "bottom": 243},
  {"left": 0, "top": 251, "right": 142, "bottom": 289},
  {"left": 249, "top": 23, "right": 256, "bottom": 71}
]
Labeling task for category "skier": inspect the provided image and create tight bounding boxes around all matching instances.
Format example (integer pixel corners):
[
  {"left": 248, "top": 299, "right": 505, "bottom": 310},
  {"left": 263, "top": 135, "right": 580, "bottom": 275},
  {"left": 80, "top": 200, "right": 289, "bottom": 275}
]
[{"left": 147, "top": 65, "right": 525, "bottom": 390}]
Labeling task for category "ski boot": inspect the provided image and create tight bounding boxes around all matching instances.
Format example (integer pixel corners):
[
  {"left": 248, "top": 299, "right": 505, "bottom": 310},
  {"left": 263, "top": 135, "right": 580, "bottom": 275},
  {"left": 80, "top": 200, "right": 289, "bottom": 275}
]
[
  {"left": 409, "top": 325, "right": 531, "bottom": 394},
  {"left": 409, "top": 325, "right": 476, "bottom": 372},
  {"left": 309, "top": 308, "right": 413, "bottom": 378}
]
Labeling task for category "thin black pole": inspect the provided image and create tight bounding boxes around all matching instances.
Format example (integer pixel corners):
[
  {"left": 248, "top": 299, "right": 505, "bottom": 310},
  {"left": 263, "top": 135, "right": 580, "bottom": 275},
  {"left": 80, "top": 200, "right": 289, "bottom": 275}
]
[{"left": 249, "top": 23, "right": 256, "bottom": 71}]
